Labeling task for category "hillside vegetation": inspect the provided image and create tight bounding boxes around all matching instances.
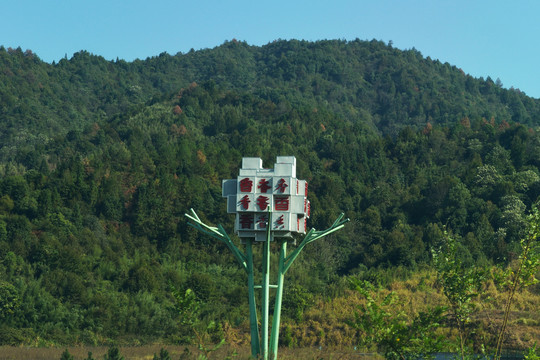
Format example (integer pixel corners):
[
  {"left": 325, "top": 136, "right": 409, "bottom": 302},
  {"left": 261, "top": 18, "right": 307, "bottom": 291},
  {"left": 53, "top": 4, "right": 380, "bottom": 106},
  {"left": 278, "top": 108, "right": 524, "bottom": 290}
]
[{"left": 0, "top": 40, "right": 538, "bottom": 349}]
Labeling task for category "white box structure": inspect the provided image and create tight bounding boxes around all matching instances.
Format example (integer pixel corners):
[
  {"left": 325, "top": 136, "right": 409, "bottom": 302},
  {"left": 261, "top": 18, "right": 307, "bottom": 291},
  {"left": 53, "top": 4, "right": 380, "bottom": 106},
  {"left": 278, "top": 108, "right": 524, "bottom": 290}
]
[{"left": 222, "top": 156, "right": 310, "bottom": 241}]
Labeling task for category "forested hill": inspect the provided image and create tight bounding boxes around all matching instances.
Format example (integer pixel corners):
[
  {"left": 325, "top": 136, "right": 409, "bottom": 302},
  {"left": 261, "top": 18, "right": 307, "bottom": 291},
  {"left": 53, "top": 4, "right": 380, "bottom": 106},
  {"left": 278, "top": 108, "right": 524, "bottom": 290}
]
[
  {"left": 1, "top": 39, "right": 540, "bottom": 345},
  {"left": 2, "top": 40, "right": 540, "bottom": 145}
]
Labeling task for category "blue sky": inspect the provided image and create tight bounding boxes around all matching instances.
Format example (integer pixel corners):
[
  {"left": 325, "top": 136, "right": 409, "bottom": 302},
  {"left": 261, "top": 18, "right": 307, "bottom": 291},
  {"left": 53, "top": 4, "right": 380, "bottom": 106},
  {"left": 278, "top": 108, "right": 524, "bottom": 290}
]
[{"left": 2, "top": 0, "right": 540, "bottom": 98}]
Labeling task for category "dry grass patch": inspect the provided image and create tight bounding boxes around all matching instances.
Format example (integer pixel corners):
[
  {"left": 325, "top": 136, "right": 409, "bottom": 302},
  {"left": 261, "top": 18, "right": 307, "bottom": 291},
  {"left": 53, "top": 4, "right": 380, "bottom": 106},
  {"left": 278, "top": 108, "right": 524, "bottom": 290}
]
[{"left": 286, "top": 270, "right": 540, "bottom": 350}]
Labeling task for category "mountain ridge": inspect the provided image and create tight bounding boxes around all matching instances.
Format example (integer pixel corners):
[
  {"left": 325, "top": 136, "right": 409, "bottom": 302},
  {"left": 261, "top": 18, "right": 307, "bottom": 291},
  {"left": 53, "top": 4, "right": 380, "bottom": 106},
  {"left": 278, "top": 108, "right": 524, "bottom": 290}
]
[{"left": 0, "top": 39, "right": 539, "bottom": 347}]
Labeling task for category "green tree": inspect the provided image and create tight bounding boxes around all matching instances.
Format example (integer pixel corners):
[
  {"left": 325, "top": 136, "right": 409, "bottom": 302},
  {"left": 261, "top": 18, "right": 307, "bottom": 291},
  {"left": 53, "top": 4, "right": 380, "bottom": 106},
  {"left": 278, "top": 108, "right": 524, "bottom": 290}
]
[
  {"left": 281, "top": 284, "right": 313, "bottom": 321},
  {"left": 103, "top": 346, "right": 124, "bottom": 360},
  {"left": 493, "top": 203, "right": 540, "bottom": 360},
  {"left": 0, "top": 281, "right": 20, "bottom": 320},
  {"left": 432, "top": 232, "right": 487, "bottom": 360},
  {"left": 349, "top": 278, "right": 445, "bottom": 360},
  {"left": 153, "top": 348, "right": 171, "bottom": 360},
  {"left": 60, "top": 349, "right": 74, "bottom": 360},
  {"left": 171, "top": 287, "right": 225, "bottom": 359}
]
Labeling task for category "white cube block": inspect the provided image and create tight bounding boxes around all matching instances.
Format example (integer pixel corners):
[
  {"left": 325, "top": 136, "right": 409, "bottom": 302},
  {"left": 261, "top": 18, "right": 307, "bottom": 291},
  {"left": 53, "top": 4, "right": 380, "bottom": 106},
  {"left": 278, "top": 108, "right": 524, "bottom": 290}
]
[
  {"left": 290, "top": 195, "right": 306, "bottom": 214},
  {"left": 235, "top": 213, "right": 255, "bottom": 231},
  {"left": 227, "top": 195, "right": 237, "bottom": 213},
  {"left": 274, "top": 163, "right": 294, "bottom": 177},
  {"left": 236, "top": 193, "right": 255, "bottom": 211},
  {"left": 242, "top": 157, "right": 263, "bottom": 169},
  {"left": 222, "top": 179, "right": 237, "bottom": 197},
  {"left": 255, "top": 213, "right": 270, "bottom": 231},
  {"left": 272, "top": 177, "right": 293, "bottom": 195},
  {"left": 237, "top": 176, "right": 255, "bottom": 193},
  {"left": 255, "top": 177, "right": 273, "bottom": 194},
  {"left": 295, "top": 215, "right": 307, "bottom": 234},
  {"left": 296, "top": 180, "right": 307, "bottom": 196},
  {"left": 239, "top": 169, "right": 257, "bottom": 176},
  {"left": 272, "top": 212, "right": 291, "bottom": 231},
  {"left": 276, "top": 156, "right": 296, "bottom": 165}
]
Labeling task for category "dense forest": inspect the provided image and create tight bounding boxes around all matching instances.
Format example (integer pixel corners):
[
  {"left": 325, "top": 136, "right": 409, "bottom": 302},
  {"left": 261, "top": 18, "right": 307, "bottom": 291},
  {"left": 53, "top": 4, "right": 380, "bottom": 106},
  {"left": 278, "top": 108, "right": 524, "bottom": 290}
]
[{"left": 0, "top": 39, "right": 539, "bottom": 348}]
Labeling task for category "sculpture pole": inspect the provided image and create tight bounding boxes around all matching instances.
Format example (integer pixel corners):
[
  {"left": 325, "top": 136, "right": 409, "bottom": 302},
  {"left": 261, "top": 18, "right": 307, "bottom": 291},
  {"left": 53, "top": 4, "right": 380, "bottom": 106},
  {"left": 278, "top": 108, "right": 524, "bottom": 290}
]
[{"left": 185, "top": 208, "right": 348, "bottom": 359}]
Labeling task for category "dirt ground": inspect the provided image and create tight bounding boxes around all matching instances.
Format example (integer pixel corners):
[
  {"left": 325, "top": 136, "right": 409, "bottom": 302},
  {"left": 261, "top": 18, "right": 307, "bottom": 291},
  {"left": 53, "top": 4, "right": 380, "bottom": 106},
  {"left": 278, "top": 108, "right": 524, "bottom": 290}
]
[{"left": 0, "top": 344, "right": 377, "bottom": 360}]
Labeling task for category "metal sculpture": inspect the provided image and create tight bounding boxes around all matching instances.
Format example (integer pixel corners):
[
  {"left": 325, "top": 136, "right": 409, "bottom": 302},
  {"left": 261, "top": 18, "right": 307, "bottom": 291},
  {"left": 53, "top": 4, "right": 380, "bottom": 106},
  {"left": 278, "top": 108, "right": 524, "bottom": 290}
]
[{"left": 185, "top": 156, "right": 348, "bottom": 359}]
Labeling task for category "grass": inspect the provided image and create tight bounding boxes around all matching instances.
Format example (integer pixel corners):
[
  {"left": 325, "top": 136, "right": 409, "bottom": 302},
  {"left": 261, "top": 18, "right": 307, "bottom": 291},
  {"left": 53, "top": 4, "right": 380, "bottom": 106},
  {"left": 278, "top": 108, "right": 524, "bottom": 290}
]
[
  {"left": 278, "top": 270, "right": 540, "bottom": 350},
  {"left": 1, "top": 271, "right": 538, "bottom": 359}
]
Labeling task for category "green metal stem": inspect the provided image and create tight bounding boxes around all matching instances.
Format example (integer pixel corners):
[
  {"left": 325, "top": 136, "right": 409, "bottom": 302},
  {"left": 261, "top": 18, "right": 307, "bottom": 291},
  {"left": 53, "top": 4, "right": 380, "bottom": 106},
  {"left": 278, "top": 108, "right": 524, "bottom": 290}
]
[
  {"left": 218, "top": 224, "right": 247, "bottom": 268},
  {"left": 269, "top": 240, "right": 287, "bottom": 360},
  {"left": 185, "top": 209, "right": 349, "bottom": 360},
  {"left": 185, "top": 209, "right": 247, "bottom": 271},
  {"left": 260, "top": 223, "right": 271, "bottom": 359},
  {"left": 245, "top": 240, "right": 260, "bottom": 358},
  {"left": 283, "top": 214, "right": 349, "bottom": 274}
]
